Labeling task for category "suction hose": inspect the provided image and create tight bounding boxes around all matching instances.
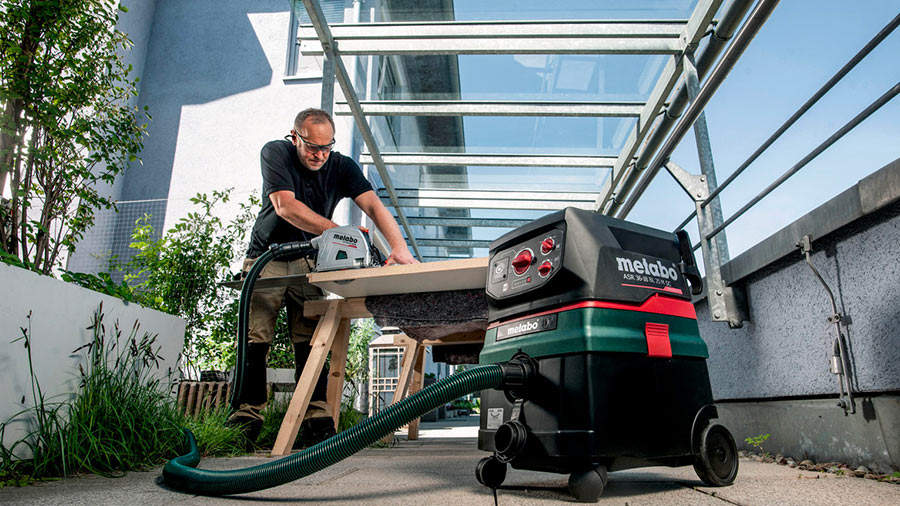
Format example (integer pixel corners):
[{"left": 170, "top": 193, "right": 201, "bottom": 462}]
[
  {"left": 229, "top": 242, "right": 310, "bottom": 411},
  {"left": 166, "top": 241, "right": 537, "bottom": 495},
  {"left": 163, "top": 364, "right": 506, "bottom": 495}
]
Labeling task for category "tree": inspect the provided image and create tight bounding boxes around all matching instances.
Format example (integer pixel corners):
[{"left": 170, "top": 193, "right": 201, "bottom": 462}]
[{"left": 0, "top": 0, "right": 148, "bottom": 274}]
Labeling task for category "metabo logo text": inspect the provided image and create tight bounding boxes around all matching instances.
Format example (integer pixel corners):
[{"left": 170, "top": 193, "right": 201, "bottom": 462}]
[
  {"left": 497, "top": 314, "right": 556, "bottom": 341},
  {"left": 615, "top": 256, "right": 678, "bottom": 280},
  {"left": 334, "top": 233, "right": 358, "bottom": 244},
  {"left": 506, "top": 320, "right": 539, "bottom": 336}
]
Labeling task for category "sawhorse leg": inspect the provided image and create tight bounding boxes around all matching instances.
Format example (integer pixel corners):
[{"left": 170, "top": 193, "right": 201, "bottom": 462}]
[
  {"left": 326, "top": 318, "right": 350, "bottom": 430},
  {"left": 406, "top": 345, "right": 426, "bottom": 440},
  {"left": 272, "top": 300, "right": 350, "bottom": 456}
]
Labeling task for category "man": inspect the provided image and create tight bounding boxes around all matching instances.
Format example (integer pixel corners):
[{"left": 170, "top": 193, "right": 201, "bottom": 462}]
[{"left": 230, "top": 108, "right": 416, "bottom": 446}]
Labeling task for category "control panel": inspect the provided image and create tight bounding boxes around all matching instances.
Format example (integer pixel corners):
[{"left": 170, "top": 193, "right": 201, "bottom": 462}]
[{"left": 487, "top": 227, "right": 564, "bottom": 300}]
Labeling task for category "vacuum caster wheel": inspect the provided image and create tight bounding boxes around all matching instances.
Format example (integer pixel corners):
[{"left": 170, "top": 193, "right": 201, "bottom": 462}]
[
  {"left": 475, "top": 456, "right": 507, "bottom": 489},
  {"left": 568, "top": 465, "right": 607, "bottom": 502},
  {"left": 694, "top": 423, "right": 739, "bottom": 486}
]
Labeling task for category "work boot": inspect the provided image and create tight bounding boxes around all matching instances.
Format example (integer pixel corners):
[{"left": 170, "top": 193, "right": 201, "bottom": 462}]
[
  {"left": 228, "top": 342, "right": 270, "bottom": 447},
  {"left": 298, "top": 416, "right": 337, "bottom": 449}
]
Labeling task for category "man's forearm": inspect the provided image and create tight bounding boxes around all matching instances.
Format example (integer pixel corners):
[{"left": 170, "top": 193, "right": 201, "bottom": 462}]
[
  {"left": 276, "top": 198, "right": 338, "bottom": 235},
  {"left": 369, "top": 201, "right": 407, "bottom": 250}
]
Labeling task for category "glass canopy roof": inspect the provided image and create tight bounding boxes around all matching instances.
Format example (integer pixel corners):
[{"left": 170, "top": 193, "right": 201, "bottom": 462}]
[{"left": 299, "top": 0, "right": 717, "bottom": 260}]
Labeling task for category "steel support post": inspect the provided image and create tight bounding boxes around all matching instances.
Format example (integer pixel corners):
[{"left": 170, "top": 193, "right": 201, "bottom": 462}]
[
  {"left": 664, "top": 161, "right": 745, "bottom": 327},
  {"left": 683, "top": 53, "right": 729, "bottom": 265},
  {"left": 320, "top": 53, "right": 335, "bottom": 114}
]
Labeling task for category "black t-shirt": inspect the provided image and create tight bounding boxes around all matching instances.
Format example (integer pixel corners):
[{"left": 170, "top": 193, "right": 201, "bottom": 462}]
[{"left": 247, "top": 140, "right": 373, "bottom": 257}]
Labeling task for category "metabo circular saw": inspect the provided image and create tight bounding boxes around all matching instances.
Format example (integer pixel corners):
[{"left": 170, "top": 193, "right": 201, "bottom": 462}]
[{"left": 268, "top": 225, "right": 384, "bottom": 272}]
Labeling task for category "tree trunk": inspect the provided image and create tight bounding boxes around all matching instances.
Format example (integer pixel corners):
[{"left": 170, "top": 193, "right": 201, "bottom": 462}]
[
  {"left": 0, "top": 100, "right": 25, "bottom": 198},
  {"left": 1, "top": 1, "right": 47, "bottom": 255}
]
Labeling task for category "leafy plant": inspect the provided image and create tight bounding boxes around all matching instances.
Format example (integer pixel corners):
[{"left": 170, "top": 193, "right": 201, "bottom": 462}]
[
  {"left": 255, "top": 394, "right": 291, "bottom": 450},
  {"left": 0, "top": 0, "right": 149, "bottom": 274},
  {"left": 254, "top": 395, "right": 372, "bottom": 450},
  {"left": 61, "top": 189, "right": 260, "bottom": 375},
  {"left": 745, "top": 432, "right": 770, "bottom": 457},
  {"left": 338, "top": 402, "right": 366, "bottom": 433},
  {"left": 59, "top": 270, "right": 140, "bottom": 303},
  {"left": 0, "top": 311, "right": 68, "bottom": 485}
]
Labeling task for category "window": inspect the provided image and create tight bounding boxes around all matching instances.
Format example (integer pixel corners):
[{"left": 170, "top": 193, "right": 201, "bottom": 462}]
[{"left": 369, "top": 346, "right": 402, "bottom": 414}]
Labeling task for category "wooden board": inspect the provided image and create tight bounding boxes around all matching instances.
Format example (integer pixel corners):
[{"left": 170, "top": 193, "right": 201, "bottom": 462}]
[{"left": 307, "top": 257, "right": 488, "bottom": 298}]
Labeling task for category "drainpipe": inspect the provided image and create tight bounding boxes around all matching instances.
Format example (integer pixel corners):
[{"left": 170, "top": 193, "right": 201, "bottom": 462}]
[{"left": 798, "top": 235, "right": 855, "bottom": 415}]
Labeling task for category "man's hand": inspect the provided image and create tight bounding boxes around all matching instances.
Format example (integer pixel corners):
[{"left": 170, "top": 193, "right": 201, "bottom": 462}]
[
  {"left": 385, "top": 247, "right": 418, "bottom": 266},
  {"left": 354, "top": 191, "right": 421, "bottom": 266}
]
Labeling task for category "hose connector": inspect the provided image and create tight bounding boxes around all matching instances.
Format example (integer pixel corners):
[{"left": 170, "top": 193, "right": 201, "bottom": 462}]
[
  {"left": 494, "top": 420, "right": 528, "bottom": 462},
  {"left": 269, "top": 240, "right": 313, "bottom": 259},
  {"left": 498, "top": 352, "right": 538, "bottom": 400}
]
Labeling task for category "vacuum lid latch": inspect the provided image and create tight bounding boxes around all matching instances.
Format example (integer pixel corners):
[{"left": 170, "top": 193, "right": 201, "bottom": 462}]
[{"left": 676, "top": 230, "right": 703, "bottom": 295}]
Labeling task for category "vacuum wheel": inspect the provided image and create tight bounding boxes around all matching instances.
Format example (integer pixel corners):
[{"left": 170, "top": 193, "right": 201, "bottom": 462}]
[
  {"left": 475, "top": 456, "right": 507, "bottom": 489},
  {"left": 568, "top": 465, "right": 608, "bottom": 502},
  {"left": 694, "top": 423, "right": 739, "bottom": 486}
]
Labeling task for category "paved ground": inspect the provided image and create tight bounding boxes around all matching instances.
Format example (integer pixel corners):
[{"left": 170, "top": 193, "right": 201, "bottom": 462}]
[{"left": 1, "top": 415, "right": 897, "bottom": 505}]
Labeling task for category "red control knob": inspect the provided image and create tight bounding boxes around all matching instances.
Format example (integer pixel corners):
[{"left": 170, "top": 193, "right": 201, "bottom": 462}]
[
  {"left": 541, "top": 237, "right": 555, "bottom": 254},
  {"left": 538, "top": 260, "right": 553, "bottom": 277},
  {"left": 512, "top": 249, "right": 533, "bottom": 275}
]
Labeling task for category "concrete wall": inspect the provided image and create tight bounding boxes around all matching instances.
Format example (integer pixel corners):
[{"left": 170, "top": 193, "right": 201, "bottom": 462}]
[
  {"left": 696, "top": 158, "right": 900, "bottom": 471},
  {"left": 0, "top": 263, "right": 185, "bottom": 451}
]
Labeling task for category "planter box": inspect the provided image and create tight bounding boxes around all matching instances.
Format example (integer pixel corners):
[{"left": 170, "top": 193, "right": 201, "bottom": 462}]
[{"left": 0, "top": 263, "right": 186, "bottom": 453}]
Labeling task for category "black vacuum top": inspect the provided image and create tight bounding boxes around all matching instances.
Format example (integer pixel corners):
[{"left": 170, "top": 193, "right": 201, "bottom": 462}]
[{"left": 486, "top": 208, "right": 700, "bottom": 322}]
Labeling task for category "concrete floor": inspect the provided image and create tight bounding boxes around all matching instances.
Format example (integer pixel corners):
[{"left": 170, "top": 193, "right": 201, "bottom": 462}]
[{"left": 1, "top": 416, "right": 897, "bottom": 505}]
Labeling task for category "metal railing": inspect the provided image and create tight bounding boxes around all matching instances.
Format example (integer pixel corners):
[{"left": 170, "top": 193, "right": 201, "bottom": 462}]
[{"left": 678, "top": 12, "right": 900, "bottom": 251}]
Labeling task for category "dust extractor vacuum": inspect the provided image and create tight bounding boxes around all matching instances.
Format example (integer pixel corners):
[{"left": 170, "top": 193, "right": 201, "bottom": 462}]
[
  {"left": 474, "top": 207, "right": 738, "bottom": 501},
  {"left": 161, "top": 209, "right": 738, "bottom": 502}
]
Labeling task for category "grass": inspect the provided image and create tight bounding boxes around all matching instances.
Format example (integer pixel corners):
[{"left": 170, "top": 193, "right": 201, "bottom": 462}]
[
  {"left": 255, "top": 394, "right": 291, "bottom": 449},
  {"left": 184, "top": 408, "right": 246, "bottom": 457},
  {"left": 0, "top": 306, "right": 209, "bottom": 486},
  {"left": 0, "top": 306, "right": 376, "bottom": 487}
]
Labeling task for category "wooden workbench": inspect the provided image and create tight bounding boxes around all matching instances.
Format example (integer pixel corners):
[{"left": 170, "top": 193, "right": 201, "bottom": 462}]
[{"left": 257, "top": 257, "right": 488, "bottom": 456}]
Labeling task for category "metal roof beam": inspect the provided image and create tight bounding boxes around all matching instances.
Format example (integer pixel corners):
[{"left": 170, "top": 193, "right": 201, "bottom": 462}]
[
  {"left": 401, "top": 216, "right": 533, "bottom": 228},
  {"left": 595, "top": 0, "right": 723, "bottom": 212},
  {"left": 377, "top": 188, "right": 597, "bottom": 210},
  {"left": 312, "top": 20, "right": 688, "bottom": 39},
  {"left": 300, "top": 20, "right": 688, "bottom": 55},
  {"left": 361, "top": 153, "right": 617, "bottom": 168},
  {"left": 414, "top": 238, "right": 493, "bottom": 248},
  {"left": 381, "top": 188, "right": 599, "bottom": 200},
  {"left": 336, "top": 100, "right": 644, "bottom": 117},
  {"left": 388, "top": 199, "right": 594, "bottom": 210}
]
